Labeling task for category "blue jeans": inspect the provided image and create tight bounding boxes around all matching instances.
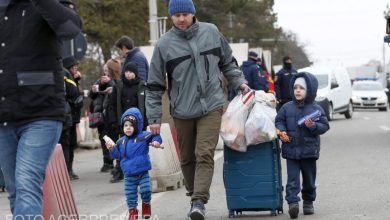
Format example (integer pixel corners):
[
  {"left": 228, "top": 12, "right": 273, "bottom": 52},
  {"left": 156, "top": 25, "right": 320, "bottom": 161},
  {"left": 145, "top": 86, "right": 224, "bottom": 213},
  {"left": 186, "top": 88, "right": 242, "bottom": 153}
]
[{"left": 0, "top": 120, "right": 62, "bottom": 219}]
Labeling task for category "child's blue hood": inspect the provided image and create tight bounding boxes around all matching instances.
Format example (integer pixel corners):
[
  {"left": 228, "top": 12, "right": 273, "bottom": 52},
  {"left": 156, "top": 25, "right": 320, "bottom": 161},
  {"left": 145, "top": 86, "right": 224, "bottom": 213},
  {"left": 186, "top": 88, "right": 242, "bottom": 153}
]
[
  {"left": 120, "top": 107, "right": 144, "bottom": 135},
  {"left": 289, "top": 71, "right": 318, "bottom": 104}
]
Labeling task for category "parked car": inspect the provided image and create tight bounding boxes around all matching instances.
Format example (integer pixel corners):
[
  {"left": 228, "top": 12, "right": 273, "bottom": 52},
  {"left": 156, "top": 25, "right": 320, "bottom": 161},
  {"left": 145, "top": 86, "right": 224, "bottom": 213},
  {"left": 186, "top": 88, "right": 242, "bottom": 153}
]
[
  {"left": 351, "top": 80, "right": 388, "bottom": 111},
  {"left": 299, "top": 66, "right": 353, "bottom": 121}
]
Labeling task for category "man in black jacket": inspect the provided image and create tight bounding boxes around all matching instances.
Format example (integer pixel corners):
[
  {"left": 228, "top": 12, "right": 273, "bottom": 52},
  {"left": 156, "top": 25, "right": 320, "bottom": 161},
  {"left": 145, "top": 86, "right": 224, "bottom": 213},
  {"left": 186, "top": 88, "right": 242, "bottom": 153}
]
[
  {"left": 0, "top": 0, "right": 82, "bottom": 218},
  {"left": 275, "top": 56, "right": 298, "bottom": 111}
]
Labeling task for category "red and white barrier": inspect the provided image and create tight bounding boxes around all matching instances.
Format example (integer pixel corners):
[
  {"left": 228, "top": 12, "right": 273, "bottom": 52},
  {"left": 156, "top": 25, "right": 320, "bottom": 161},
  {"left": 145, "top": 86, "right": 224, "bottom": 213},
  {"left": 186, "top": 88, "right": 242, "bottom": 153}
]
[{"left": 42, "top": 144, "right": 78, "bottom": 219}]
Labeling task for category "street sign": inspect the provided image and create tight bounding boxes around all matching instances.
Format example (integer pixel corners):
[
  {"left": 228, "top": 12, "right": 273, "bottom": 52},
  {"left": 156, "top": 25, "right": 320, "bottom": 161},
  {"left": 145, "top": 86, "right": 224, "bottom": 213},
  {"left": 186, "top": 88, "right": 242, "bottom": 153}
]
[{"left": 62, "top": 32, "right": 87, "bottom": 60}]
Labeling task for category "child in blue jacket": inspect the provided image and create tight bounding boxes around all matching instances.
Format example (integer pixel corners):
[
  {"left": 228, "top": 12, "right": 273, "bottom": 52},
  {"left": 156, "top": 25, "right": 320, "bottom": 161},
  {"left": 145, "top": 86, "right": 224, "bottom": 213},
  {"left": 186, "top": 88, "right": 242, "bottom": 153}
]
[
  {"left": 106, "top": 107, "right": 162, "bottom": 220},
  {"left": 275, "top": 72, "right": 329, "bottom": 219}
]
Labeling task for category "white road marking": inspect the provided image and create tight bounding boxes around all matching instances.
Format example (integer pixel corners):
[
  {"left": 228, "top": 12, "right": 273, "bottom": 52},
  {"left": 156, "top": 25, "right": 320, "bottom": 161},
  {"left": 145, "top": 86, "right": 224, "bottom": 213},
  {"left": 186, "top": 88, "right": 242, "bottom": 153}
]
[
  {"left": 120, "top": 150, "right": 224, "bottom": 218},
  {"left": 363, "top": 117, "right": 370, "bottom": 120},
  {"left": 379, "top": 125, "right": 390, "bottom": 131},
  {"left": 214, "top": 150, "right": 224, "bottom": 161}
]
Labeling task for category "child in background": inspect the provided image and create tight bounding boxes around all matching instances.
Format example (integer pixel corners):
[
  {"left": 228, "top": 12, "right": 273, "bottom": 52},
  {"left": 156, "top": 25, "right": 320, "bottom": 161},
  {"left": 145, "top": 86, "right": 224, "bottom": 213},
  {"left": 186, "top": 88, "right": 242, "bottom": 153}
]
[
  {"left": 275, "top": 72, "right": 329, "bottom": 219},
  {"left": 105, "top": 107, "right": 162, "bottom": 220},
  {"left": 108, "top": 61, "right": 147, "bottom": 183}
]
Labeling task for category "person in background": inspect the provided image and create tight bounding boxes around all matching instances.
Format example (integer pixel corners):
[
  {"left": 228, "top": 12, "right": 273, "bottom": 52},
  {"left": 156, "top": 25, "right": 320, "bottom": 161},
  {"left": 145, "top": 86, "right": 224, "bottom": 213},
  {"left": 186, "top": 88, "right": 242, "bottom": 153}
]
[
  {"left": 108, "top": 62, "right": 147, "bottom": 183},
  {"left": 63, "top": 56, "right": 84, "bottom": 180},
  {"left": 145, "top": 0, "right": 249, "bottom": 219},
  {"left": 89, "top": 61, "right": 119, "bottom": 173},
  {"left": 275, "top": 72, "right": 329, "bottom": 219},
  {"left": 115, "top": 36, "right": 149, "bottom": 82},
  {"left": 241, "top": 51, "right": 268, "bottom": 92},
  {"left": 106, "top": 107, "right": 162, "bottom": 220},
  {"left": 60, "top": 63, "right": 83, "bottom": 180},
  {"left": 257, "top": 57, "right": 275, "bottom": 94},
  {"left": 275, "top": 56, "right": 298, "bottom": 111},
  {"left": 0, "top": 0, "right": 81, "bottom": 218}
]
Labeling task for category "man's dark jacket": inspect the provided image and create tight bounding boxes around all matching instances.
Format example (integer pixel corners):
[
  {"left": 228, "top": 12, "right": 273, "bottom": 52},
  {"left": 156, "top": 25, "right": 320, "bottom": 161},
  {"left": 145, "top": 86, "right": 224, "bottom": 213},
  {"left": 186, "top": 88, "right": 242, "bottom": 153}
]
[
  {"left": 123, "top": 48, "right": 149, "bottom": 82},
  {"left": 0, "top": 0, "right": 82, "bottom": 126},
  {"left": 241, "top": 59, "right": 268, "bottom": 92},
  {"left": 275, "top": 65, "right": 298, "bottom": 103}
]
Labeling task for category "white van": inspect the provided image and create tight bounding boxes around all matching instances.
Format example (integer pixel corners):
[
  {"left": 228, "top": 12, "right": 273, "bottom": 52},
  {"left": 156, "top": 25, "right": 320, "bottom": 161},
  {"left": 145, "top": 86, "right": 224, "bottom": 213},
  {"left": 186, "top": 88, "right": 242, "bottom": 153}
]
[{"left": 299, "top": 66, "right": 353, "bottom": 120}]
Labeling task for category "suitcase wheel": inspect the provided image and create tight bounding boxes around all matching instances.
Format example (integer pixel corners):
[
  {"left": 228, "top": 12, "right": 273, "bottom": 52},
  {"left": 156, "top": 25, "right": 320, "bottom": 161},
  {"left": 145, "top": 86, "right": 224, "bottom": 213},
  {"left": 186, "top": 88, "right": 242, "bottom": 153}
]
[{"left": 228, "top": 210, "right": 235, "bottom": 218}]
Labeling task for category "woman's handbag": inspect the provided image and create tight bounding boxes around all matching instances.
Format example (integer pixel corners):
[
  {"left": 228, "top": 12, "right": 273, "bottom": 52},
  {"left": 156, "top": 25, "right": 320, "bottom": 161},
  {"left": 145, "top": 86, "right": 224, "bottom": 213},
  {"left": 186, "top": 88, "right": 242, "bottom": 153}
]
[{"left": 89, "top": 112, "right": 104, "bottom": 128}]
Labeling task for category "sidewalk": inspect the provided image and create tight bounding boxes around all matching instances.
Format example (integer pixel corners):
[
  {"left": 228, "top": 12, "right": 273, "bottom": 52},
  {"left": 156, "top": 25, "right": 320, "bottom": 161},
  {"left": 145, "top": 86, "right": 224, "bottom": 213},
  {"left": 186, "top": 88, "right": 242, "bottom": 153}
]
[{"left": 0, "top": 148, "right": 127, "bottom": 220}]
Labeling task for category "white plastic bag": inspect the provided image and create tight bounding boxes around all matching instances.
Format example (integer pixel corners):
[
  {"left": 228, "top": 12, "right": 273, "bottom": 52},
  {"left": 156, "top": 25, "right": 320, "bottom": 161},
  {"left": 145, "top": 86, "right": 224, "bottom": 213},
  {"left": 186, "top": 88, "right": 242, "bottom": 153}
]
[
  {"left": 245, "top": 100, "right": 277, "bottom": 145},
  {"left": 254, "top": 90, "right": 277, "bottom": 108},
  {"left": 220, "top": 91, "right": 255, "bottom": 152}
]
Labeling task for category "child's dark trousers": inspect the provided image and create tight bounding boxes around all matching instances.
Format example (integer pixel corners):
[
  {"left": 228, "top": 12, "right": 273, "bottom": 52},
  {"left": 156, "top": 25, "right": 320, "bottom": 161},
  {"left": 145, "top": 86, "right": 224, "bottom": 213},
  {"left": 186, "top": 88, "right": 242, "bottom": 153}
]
[{"left": 285, "top": 158, "right": 317, "bottom": 204}]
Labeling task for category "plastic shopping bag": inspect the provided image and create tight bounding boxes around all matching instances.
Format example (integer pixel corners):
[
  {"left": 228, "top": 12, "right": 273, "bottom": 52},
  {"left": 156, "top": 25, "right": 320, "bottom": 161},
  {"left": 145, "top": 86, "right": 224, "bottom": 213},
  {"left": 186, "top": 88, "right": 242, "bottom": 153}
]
[
  {"left": 245, "top": 101, "right": 277, "bottom": 145},
  {"left": 254, "top": 90, "right": 277, "bottom": 108},
  {"left": 220, "top": 91, "right": 255, "bottom": 152}
]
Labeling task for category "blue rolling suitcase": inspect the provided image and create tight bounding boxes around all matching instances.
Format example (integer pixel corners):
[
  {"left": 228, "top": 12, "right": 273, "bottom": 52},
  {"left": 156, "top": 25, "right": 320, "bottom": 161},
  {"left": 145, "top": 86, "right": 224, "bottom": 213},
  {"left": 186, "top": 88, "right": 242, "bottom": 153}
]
[{"left": 223, "top": 141, "right": 283, "bottom": 217}]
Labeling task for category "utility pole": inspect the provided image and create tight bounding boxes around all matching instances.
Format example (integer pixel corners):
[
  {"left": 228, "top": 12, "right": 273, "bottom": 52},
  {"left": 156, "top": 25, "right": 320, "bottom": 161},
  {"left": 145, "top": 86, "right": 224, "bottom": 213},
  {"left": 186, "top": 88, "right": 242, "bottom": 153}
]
[
  {"left": 149, "top": 0, "right": 167, "bottom": 46},
  {"left": 228, "top": 12, "right": 234, "bottom": 43},
  {"left": 383, "top": 4, "right": 390, "bottom": 86},
  {"left": 149, "top": 0, "right": 158, "bottom": 46}
]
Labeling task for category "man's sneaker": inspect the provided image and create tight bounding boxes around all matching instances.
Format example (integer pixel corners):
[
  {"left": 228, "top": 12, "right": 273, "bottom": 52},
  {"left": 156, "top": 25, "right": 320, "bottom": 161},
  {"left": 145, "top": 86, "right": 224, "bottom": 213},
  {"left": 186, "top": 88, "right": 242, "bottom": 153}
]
[
  {"left": 128, "top": 208, "right": 138, "bottom": 220},
  {"left": 303, "top": 201, "right": 314, "bottom": 215},
  {"left": 142, "top": 202, "right": 151, "bottom": 219},
  {"left": 288, "top": 203, "right": 299, "bottom": 219},
  {"left": 189, "top": 200, "right": 205, "bottom": 220},
  {"left": 100, "top": 164, "right": 113, "bottom": 173}
]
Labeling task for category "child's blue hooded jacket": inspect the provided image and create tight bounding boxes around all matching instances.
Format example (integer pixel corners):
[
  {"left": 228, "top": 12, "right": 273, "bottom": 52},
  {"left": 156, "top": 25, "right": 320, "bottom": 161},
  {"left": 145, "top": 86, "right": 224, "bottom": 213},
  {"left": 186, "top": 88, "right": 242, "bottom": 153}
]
[
  {"left": 110, "top": 107, "right": 162, "bottom": 175},
  {"left": 275, "top": 72, "right": 329, "bottom": 160}
]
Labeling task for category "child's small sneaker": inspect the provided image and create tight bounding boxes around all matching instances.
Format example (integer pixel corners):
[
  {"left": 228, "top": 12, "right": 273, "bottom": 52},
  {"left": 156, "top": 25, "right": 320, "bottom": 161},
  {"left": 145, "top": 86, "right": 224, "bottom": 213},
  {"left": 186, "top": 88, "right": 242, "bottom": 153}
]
[
  {"left": 142, "top": 202, "right": 151, "bottom": 219},
  {"left": 288, "top": 203, "right": 299, "bottom": 219},
  {"left": 128, "top": 208, "right": 138, "bottom": 220},
  {"left": 189, "top": 200, "right": 205, "bottom": 220},
  {"left": 303, "top": 201, "right": 314, "bottom": 215}
]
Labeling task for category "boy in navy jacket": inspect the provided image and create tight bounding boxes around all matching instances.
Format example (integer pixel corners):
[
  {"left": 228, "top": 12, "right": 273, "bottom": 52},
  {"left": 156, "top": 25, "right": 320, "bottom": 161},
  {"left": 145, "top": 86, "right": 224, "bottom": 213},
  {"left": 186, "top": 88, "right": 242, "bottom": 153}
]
[
  {"left": 275, "top": 72, "right": 329, "bottom": 219},
  {"left": 106, "top": 107, "right": 162, "bottom": 220}
]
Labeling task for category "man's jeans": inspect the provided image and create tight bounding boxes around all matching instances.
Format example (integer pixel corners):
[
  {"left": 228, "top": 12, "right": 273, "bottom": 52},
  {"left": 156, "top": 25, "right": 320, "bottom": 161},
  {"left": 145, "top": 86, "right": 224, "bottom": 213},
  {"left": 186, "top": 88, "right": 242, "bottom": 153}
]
[{"left": 0, "top": 120, "right": 62, "bottom": 219}]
